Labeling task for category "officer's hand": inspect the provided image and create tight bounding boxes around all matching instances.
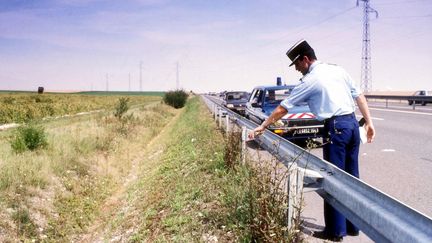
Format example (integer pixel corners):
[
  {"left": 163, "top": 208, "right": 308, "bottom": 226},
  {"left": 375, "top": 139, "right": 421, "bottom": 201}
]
[
  {"left": 248, "top": 125, "right": 265, "bottom": 139},
  {"left": 365, "top": 123, "right": 375, "bottom": 143}
]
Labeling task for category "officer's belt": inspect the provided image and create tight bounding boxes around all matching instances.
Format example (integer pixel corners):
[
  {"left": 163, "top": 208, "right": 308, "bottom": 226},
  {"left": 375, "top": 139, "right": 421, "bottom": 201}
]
[{"left": 323, "top": 112, "right": 355, "bottom": 124}]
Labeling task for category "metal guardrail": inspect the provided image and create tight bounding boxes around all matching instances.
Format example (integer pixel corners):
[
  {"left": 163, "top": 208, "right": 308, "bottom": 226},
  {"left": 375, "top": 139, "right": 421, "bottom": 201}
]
[
  {"left": 202, "top": 95, "right": 432, "bottom": 243},
  {"left": 365, "top": 94, "right": 432, "bottom": 110}
]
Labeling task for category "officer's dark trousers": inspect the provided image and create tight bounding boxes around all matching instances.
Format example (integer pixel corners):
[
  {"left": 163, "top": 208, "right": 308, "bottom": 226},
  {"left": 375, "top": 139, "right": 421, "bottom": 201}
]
[{"left": 323, "top": 113, "right": 360, "bottom": 237}]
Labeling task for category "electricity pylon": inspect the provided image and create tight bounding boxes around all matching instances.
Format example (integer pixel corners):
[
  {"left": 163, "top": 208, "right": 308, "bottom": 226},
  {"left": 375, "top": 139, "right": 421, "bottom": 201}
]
[{"left": 357, "top": 0, "right": 378, "bottom": 93}]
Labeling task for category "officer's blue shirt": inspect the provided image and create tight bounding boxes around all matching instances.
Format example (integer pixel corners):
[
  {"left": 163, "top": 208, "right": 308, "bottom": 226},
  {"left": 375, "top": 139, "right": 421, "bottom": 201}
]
[{"left": 280, "top": 61, "right": 361, "bottom": 121}]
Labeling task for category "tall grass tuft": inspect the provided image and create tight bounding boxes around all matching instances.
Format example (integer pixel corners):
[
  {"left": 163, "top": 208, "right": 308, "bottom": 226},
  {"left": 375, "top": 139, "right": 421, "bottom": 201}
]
[
  {"left": 247, "top": 160, "right": 291, "bottom": 242},
  {"left": 223, "top": 131, "right": 242, "bottom": 169},
  {"left": 222, "top": 132, "right": 303, "bottom": 242},
  {"left": 163, "top": 90, "right": 188, "bottom": 108},
  {"left": 10, "top": 124, "right": 48, "bottom": 153},
  {"left": 12, "top": 206, "right": 38, "bottom": 238}
]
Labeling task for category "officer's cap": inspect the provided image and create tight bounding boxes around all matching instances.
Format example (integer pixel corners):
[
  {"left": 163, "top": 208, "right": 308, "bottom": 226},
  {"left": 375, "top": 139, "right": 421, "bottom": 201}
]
[{"left": 286, "top": 39, "right": 314, "bottom": 66}]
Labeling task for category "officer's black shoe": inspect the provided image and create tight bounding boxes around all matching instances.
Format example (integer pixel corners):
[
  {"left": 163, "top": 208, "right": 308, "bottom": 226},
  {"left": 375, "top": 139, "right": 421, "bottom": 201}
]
[
  {"left": 347, "top": 230, "right": 359, "bottom": 236},
  {"left": 313, "top": 230, "right": 344, "bottom": 242}
]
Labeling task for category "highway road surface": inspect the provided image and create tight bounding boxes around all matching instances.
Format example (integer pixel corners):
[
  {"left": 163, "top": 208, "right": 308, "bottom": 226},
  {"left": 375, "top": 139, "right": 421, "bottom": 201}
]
[{"left": 356, "top": 102, "right": 432, "bottom": 217}]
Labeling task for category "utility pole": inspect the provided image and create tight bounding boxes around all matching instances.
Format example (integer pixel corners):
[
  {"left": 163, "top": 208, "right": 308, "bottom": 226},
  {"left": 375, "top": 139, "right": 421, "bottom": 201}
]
[
  {"left": 139, "top": 61, "right": 143, "bottom": 92},
  {"left": 106, "top": 73, "right": 109, "bottom": 92},
  {"left": 128, "top": 73, "right": 131, "bottom": 92},
  {"left": 357, "top": 0, "right": 378, "bottom": 93},
  {"left": 176, "top": 62, "right": 179, "bottom": 90}
]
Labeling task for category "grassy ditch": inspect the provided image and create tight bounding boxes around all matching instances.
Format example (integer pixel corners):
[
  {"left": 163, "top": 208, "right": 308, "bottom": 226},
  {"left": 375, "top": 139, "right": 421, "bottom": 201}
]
[
  {"left": 0, "top": 100, "right": 176, "bottom": 242},
  {"left": 108, "top": 96, "right": 300, "bottom": 242}
]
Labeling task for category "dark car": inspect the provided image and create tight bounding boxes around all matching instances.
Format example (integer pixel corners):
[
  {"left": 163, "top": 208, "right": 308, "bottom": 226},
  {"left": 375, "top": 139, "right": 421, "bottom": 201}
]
[
  {"left": 223, "top": 91, "right": 249, "bottom": 115},
  {"left": 408, "top": 90, "right": 432, "bottom": 106},
  {"left": 245, "top": 84, "right": 323, "bottom": 145}
]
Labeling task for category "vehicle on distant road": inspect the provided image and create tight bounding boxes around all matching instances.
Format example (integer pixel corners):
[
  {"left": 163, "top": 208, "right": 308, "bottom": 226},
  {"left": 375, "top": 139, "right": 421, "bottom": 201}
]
[
  {"left": 245, "top": 83, "right": 324, "bottom": 145},
  {"left": 222, "top": 91, "right": 249, "bottom": 115},
  {"left": 408, "top": 90, "right": 432, "bottom": 106}
]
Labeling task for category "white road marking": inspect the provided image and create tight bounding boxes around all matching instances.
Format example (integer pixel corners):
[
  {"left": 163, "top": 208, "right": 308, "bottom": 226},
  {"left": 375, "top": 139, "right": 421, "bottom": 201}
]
[
  {"left": 369, "top": 107, "right": 432, "bottom": 116},
  {"left": 355, "top": 115, "right": 384, "bottom": 121},
  {"left": 381, "top": 149, "right": 396, "bottom": 152},
  {"left": 368, "top": 102, "right": 432, "bottom": 112}
]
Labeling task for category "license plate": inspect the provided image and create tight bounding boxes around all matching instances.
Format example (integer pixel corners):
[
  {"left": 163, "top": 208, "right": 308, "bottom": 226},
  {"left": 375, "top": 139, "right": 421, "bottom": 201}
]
[{"left": 296, "top": 128, "right": 319, "bottom": 134}]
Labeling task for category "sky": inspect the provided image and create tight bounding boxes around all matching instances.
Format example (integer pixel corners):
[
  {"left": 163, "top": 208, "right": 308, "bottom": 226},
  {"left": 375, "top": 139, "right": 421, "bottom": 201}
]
[{"left": 0, "top": 0, "right": 431, "bottom": 93}]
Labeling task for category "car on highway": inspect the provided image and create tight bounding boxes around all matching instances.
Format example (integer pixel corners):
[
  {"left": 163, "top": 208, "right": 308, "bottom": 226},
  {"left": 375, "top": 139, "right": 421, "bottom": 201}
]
[
  {"left": 223, "top": 91, "right": 249, "bottom": 115},
  {"left": 408, "top": 90, "right": 432, "bottom": 106},
  {"left": 245, "top": 84, "right": 324, "bottom": 145}
]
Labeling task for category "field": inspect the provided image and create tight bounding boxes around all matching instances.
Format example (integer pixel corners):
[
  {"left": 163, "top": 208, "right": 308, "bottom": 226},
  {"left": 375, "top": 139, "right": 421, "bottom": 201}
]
[
  {"left": 0, "top": 92, "right": 163, "bottom": 124},
  {"left": 0, "top": 94, "right": 294, "bottom": 242}
]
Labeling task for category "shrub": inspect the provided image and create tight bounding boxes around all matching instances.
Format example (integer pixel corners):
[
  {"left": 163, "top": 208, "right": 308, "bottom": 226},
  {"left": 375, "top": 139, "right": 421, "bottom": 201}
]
[
  {"left": 12, "top": 206, "right": 38, "bottom": 238},
  {"left": 163, "top": 90, "right": 188, "bottom": 108},
  {"left": 11, "top": 124, "right": 48, "bottom": 153},
  {"left": 114, "top": 97, "right": 130, "bottom": 119}
]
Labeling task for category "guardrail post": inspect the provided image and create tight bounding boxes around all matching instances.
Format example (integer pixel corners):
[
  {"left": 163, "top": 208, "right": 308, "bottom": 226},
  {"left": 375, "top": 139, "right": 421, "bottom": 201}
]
[
  {"left": 218, "top": 109, "right": 223, "bottom": 128},
  {"left": 225, "top": 114, "right": 230, "bottom": 134},
  {"left": 287, "top": 163, "right": 305, "bottom": 229},
  {"left": 287, "top": 163, "right": 297, "bottom": 229},
  {"left": 214, "top": 105, "right": 217, "bottom": 120},
  {"left": 241, "top": 126, "right": 247, "bottom": 164}
]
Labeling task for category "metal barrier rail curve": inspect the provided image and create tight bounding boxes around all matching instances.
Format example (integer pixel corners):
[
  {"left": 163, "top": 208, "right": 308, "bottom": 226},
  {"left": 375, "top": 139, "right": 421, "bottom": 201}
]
[
  {"left": 201, "top": 95, "right": 432, "bottom": 243},
  {"left": 364, "top": 94, "right": 432, "bottom": 110}
]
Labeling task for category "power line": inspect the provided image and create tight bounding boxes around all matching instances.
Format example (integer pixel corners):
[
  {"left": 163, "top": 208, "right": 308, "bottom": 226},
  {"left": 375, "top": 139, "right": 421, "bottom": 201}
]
[
  {"left": 128, "top": 73, "right": 131, "bottom": 91},
  {"left": 186, "top": 6, "right": 360, "bottom": 75},
  {"left": 229, "top": 5, "right": 358, "bottom": 58},
  {"left": 139, "top": 61, "right": 143, "bottom": 92},
  {"left": 374, "top": 0, "right": 431, "bottom": 6},
  {"left": 106, "top": 73, "right": 109, "bottom": 92},
  {"left": 176, "top": 62, "right": 180, "bottom": 90},
  {"left": 380, "top": 14, "right": 432, "bottom": 19}
]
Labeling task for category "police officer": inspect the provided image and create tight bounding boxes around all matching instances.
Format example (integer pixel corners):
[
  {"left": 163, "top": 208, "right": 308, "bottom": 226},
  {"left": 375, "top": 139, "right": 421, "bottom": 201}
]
[{"left": 251, "top": 39, "right": 376, "bottom": 241}]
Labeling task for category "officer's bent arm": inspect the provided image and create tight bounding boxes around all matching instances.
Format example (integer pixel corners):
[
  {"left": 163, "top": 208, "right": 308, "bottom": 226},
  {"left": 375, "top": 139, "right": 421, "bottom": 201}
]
[{"left": 260, "top": 105, "right": 288, "bottom": 129}]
